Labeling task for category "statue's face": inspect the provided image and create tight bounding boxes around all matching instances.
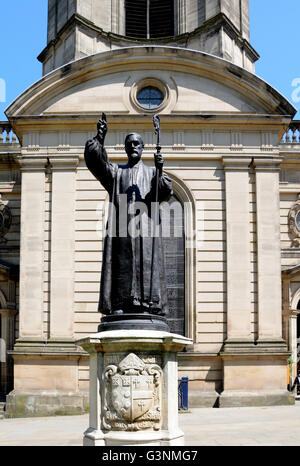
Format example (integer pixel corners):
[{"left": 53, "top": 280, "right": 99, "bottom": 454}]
[{"left": 125, "top": 133, "right": 144, "bottom": 164}]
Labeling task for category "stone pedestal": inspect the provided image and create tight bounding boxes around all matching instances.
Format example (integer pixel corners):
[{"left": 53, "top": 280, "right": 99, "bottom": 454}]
[{"left": 76, "top": 330, "right": 192, "bottom": 446}]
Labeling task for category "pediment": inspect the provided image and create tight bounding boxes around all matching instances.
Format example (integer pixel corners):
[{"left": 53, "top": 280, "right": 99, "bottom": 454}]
[
  {"left": 5, "top": 46, "right": 296, "bottom": 119},
  {"left": 32, "top": 69, "right": 259, "bottom": 115}
]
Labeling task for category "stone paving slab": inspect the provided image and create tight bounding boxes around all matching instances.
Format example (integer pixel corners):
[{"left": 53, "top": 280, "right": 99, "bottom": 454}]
[{"left": 0, "top": 403, "right": 300, "bottom": 446}]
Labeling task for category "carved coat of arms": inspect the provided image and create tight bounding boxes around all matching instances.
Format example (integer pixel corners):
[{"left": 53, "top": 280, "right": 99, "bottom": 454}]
[
  {"left": 103, "top": 353, "right": 162, "bottom": 431},
  {"left": 288, "top": 194, "right": 300, "bottom": 246},
  {"left": 0, "top": 200, "right": 12, "bottom": 243}
]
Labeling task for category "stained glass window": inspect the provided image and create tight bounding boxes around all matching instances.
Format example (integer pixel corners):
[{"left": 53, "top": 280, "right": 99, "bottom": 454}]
[{"left": 161, "top": 195, "right": 185, "bottom": 336}]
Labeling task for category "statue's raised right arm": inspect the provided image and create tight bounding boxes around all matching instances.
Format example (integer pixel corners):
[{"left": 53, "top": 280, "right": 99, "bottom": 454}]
[{"left": 84, "top": 114, "right": 115, "bottom": 193}]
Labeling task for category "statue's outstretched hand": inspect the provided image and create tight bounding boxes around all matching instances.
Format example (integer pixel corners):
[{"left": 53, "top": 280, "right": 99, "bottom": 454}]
[{"left": 97, "top": 114, "right": 108, "bottom": 144}]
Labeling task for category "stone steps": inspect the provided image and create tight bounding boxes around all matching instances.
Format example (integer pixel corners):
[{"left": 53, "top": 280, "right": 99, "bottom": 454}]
[{"left": 0, "top": 402, "right": 5, "bottom": 420}]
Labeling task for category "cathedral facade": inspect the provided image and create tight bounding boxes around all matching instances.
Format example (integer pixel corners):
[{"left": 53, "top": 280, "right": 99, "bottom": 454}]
[{"left": 0, "top": 0, "right": 300, "bottom": 417}]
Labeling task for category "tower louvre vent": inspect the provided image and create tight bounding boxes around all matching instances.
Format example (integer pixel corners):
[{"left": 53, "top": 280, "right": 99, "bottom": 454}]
[{"left": 125, "top": 0, "right": 175, "bottom": 39}]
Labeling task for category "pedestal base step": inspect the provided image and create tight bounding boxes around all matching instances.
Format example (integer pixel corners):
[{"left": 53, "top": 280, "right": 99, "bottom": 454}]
[
  {"left": 99, "top": 313, "right": 169, "bottom": 332},
  {"left": 83, "top": 427, "right": 185, "bottom": 446}
]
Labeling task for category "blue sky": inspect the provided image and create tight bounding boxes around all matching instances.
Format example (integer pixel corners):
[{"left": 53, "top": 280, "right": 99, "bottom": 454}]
[{"left": 0, "top": 0, "right": 299, "bottom": 120}]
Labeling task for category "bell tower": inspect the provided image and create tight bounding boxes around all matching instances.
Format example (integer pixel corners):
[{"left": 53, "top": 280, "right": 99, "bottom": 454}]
[{"left": 39, "top": 0, "right": 258, "bottom": 75}]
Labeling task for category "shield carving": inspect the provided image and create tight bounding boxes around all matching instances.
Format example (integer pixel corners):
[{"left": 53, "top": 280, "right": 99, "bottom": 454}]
[{"left": 111, "top": 374, "right": 154, "bottom": 422}]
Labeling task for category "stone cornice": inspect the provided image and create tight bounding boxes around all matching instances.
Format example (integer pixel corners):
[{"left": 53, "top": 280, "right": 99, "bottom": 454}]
[
  {"left": 38, "top": 12, "right": 259, "bottom": 64},
  {"left": 282, "top": 309, "right": 300, "bottom": 318},
  {"left": 8, "top": 114, "right": 292, "bottom": 134},
  {"left": 0, "top": 148, "right": 21, "bottom": 157},
  {"left": 18, "top": 157, "right": 47, "bottom": 171},
  {"left": 49, "top": 156, "right": 79, "bottom": 171},
  {"left": 11, "top": 338, "right": 86, "bottom": 358},
  {"left": 222, "top": 156, "right": 252, "bottom": 170},
  {"left": 253, "top": 157, "right": 283, "bottom": 171},
  {"left": 77, "top": 330, "right": 193, "bottom": 355},
  {"left": 282, "top": 264, "right": 300, "bottom": 278},
  {"left": 19, "top": 155, "right": 79, "bottom": 171}
]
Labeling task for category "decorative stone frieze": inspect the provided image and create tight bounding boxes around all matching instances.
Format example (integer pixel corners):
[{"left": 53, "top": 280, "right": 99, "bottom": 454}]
[
  {"left": 230, "top": 131, "right": 243, "bottom": 151},
  {"left": 261, "top": 132, "right": 274, "bottom": 151}
]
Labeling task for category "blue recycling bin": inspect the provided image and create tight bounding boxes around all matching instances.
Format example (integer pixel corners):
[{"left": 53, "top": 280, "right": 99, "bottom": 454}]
[{"left": 178, "top": 376, "right": 189, "bottom": 410}]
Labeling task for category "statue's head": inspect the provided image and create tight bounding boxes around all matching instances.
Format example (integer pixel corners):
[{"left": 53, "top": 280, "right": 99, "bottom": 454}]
[{"left": 125, "top": 133, "right": 144, "bottom": 165}]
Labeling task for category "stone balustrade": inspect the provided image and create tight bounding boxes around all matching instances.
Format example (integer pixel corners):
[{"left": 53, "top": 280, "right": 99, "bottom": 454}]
[
  {"left": 1, "top": 120, "right": 300, "bottom": 146},
  {"left": 282, "top": 120, "right": 300, "bottom": 144},
  {"left": 0, "top": 122, "right": 18, "bottom": 144}
]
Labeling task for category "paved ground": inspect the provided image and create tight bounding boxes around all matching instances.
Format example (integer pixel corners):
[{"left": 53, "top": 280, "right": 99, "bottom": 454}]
[{"left": 1, "top": 403, "right": 300, "bottom": 446}]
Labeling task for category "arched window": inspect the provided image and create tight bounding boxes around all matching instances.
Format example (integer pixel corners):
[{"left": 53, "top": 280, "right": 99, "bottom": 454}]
[
  {"left": 161, "top": 194, "right": 185, "bottom": 335},
  {"left": 125, "top": 0, "right": 175, "bottom": 39}
]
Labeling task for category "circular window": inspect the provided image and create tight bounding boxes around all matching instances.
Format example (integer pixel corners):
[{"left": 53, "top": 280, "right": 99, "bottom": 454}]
[
  {"left": 136, "top": 86, "right": 164, "bottom": 110},
  {"left": 129, "top": 78, "right": 170, "bottom": 113}
]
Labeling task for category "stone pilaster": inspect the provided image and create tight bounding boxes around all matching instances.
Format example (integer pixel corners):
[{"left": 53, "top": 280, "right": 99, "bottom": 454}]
[
  {"left": 219, "top": 157, "right": 292, "bottom": 408},
  {"left": 48, "top": 157, "right": 78, "bottom": 342},
  {"left": 222, "top": 157, "right": 252, "bottom": 349},
  {"left": 18, "top": 158, "right": 46, "bottom": 341},
  {"left": 254, "top": 158, "right": 286, "bottom": 347}
]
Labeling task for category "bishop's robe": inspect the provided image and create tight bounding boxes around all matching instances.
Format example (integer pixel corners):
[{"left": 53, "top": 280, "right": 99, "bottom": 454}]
[{"left": 84, "top": 136, "right": 173, "bottom": 316}]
